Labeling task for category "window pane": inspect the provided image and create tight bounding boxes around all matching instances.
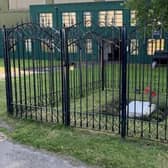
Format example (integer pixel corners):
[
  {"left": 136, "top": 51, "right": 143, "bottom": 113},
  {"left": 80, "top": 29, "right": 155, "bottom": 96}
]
[
  {"left": 25, "top": 39, "right": 32, "bottom": 52},
  {"left": 130, "top": 39, "right": 138, "bottom": 55},
  {"left": 85, "top": 39, "right": 92, "bottom": 54},
  {"left": 62, "top": 12, "right": 76, "bottom": 27},
  {"left": 83, "top": 12, "right": 92, "bottom": 27},
  {"left": 40, "top": 13, "right": 53, "bottom": 27},
  {"left": 68, "top": 39, "right": 77, "bottom": 53},
  {"left": 9, "top": 38, "right": 16, "bottom": 51},
  {"left": 99, "top": 10, "right": 123, "bottom": 27},
  {"left": 107, "top": 11, "right": 114, "bottom": 26},
  {"left": 41, "top": 42, "right": 48, "bottom": 52},
  {"left": 115, "top": 11, "right": 123, "bottom": 27},
  {"left": 147, "top": 39, "right": 164, "bottom": 55},
  {"left": 99, "top": 11, "right": 106, "bottom": 27}
]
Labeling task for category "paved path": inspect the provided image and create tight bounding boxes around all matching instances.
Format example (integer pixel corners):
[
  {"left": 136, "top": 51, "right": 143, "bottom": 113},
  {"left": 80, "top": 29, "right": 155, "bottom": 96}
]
[
  {"left": 0, "top": 132, "right": 90, "bottom": 168},
  {"left": 0, "top": 67, "right": 32, "bottom": 80}
]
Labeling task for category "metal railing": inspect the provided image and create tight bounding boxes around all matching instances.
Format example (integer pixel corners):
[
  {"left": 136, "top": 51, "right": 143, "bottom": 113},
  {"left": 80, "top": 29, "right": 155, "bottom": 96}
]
[{"left": 3, "top": 22, "right": 168, "bottom": 142}]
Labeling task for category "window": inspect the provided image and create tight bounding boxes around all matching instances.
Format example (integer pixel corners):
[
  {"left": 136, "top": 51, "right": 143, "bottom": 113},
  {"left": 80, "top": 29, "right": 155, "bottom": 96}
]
[
  {"left": 40, "top": 13, "right": 53, "bottom": 27},
  {"left": 99, "top": 11, "right": 112, "bottom": 27},
  {"left": 25, "top": 39, "right": 32, "bottom": 52},
  {"left": 83, "top": 12, "right": 92, "bottom": 27},
  {"left": 68, "top": 39, "right": 77, "bottom": 53},
  {"left": 9, "top": 0, "right": 45, "bottom": 10},
  {"left": 85, "top": 39, "right": 92, "bottom": 54},
  {"left": 130, "top": 11, "right": 137, "bottom": 26},
  {"left": 41, "top": 39, "right": 50, "bottom": 52},
  {"left": 99, "top": 10, "right": 123, "bottom": 27},
  {"left": 41, "top": 42, "right": 48, "bottom": 52},
  {"left": 41, "top": 39, "right": 55, "bottom": 52},
  {"left": 147, "top": 39, "right": 164, "bottom": 55},
  {"left": 9, "top": 39, "right": 16, "bottom": 51},
  {"left": 130, "top": 39, "right": 138, "bottom": 55},
  {"left": 62, "top": 12, "right": 76, "bottom": 27},
  {"left": 114, "top": 11, "right": 123, "bottom": 27}
]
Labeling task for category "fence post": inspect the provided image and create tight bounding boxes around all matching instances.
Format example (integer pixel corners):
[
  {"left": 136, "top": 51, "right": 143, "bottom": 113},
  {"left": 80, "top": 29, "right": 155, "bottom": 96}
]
[
  {"left": 61, "top": 28, "right": 70, "bottom": 126},
  {"left": 121, "top": 26, "right": 127, "bottom": 138},
  {"left": 2, "top": 25, "right": 13, "bottom": 115},
  {"left": 101, "top": 40, "right": 105, "bottom": 91}
]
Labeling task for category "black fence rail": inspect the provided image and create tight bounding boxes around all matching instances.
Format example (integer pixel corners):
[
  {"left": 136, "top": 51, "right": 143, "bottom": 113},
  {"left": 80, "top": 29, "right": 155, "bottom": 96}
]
[{"left": 3, "top": 22, "right": 168, "bottom": 142}]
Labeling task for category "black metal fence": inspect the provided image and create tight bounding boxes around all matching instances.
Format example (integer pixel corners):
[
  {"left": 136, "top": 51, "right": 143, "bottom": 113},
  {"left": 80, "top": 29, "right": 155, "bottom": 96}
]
[{"left": 3, "top": 22, "right": 168, "bottom": 142}]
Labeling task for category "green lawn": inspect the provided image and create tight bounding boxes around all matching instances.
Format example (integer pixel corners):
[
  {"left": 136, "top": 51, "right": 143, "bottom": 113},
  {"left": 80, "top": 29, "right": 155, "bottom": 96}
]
[
  {"left": 1, "top": 57, "right": 168, "bottom": 140},
  {"left": 0, "top": 67, "right": 168, "bottom": 167},
  {"left": 0, "top": 59, "right": 4, "bottom": 67}
]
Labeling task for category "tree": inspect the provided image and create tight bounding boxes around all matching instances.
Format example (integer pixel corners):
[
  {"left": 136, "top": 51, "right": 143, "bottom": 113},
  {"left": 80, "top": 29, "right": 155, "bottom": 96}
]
[{"left": 126, "top": 0, "right": 168, "bottom": 30}]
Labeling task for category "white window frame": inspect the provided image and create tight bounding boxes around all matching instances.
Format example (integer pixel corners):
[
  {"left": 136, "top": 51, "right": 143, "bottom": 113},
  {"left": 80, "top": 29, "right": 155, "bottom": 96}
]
[
  {"left": 68, "top": 39, "right": 77, "bottom": 53},
  {"left": 9, "top": 38, "right": 16, "bottom": 51},
  {"left": 99, "top": 10, "right": 123, "bottom": 27},
  {"left": 85, "top": 39, "right": 93, "bottom": 54},
  {"left": 25, "top": 39, "right": 32, "bottom": 52},
  {"left": 130, "top": 39, "right": 138, "bottom": 55},
  {"left": 40, "top": 13, "right": 53, "bottom": 28},
  {"left": 147, "top": 39, "right": 164, "bottom": 55},
  {"left": 62, "top": 12, "right": 76, "bottom": 27},
  {"left": 83, "top": 12, "right": 92, "bottom": 27}
]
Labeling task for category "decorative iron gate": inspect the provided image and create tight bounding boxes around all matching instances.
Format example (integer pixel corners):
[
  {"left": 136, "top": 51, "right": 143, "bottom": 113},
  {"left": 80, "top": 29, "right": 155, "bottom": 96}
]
[
  {"left": 126, "top": 28, "right": 168, "bottom": 141},
  {"left": 3, "top": 22, "right": 168, "bottom": 142},
  {"left": 3, "top": 23, "right": 63, "bottom": 123}
]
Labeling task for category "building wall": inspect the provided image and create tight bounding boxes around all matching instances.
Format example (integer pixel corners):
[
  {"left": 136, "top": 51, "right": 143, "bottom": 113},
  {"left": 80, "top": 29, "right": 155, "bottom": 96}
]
[
  {"left": 9, "top": 0, "right": 46, "bottom": 10},
  {"left": 29, "top": 1, "right": 168, "bottom": 63},
  {"left": 54, "top": 0, "right": 99, "bottom": 4},
  {"left": 1, "top": 0, "right": 166, "bottom": 62},
  {"left": 0, "top": 0, "right": 55, "bottom": 27},
  {"left": 30, "top": 1, "right": 127, "bottom": 28},
  {"left": 0, "top": 0, "right": 27, "bottom": 27},
  {"left": 30, "top": 1, "right": 127, "bottom": 61},
  {"left": 0, "top": 0, "right": 121, "bottom": 27},
  {"left": 53, "top": 0, "right": 122, "bottom": 4},
  {"left": 0, "top": 0, "right": 54, "bottom": 57}
]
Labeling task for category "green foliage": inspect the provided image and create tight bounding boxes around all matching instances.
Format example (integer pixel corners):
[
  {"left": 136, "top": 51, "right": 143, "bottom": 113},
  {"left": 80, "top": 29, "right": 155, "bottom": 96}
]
[
  {"left": 126, "top": 0, "right": 168, "bottom": 30},
  {"left": 0, "top": 59, "right": 4, "bottom": 67}
]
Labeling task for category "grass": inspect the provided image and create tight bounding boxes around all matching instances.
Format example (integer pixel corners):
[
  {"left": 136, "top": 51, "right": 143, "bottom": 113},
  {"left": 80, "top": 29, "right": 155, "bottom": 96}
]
[
  {"left": 0, "top": 59, "right": 168, "bottom": 167},
  {"left": 0, "top": 59, "right": 4, "bottom": 67},
  {"left": 6, "top": 59, "right": 167, "bottom": 140},
  {"left": 9, "top": 121, "right": 168, "bottom": 168}
]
